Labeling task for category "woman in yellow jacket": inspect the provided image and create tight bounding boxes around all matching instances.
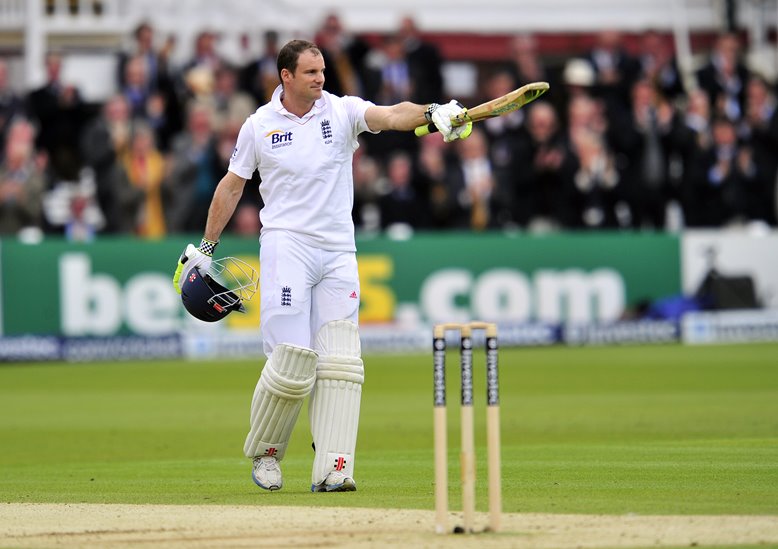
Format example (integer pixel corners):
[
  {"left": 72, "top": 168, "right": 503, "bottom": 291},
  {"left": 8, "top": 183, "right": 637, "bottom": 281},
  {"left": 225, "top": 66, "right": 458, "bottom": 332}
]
[{"left": 121, "top": 122, "right": 167, "bottom": 238}]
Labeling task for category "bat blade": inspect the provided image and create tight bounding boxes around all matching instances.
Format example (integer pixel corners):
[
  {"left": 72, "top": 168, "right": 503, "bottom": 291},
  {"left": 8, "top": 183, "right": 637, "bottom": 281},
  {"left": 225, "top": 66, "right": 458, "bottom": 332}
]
[{"left": 414, "top": 81, "right": 549, "bottom": 137}]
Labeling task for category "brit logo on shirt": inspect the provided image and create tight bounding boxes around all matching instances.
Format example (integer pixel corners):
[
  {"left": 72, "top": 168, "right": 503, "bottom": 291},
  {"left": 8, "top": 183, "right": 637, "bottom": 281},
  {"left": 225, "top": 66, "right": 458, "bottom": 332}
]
[
  {"left": 281, "top": 286, "right": 292, "bottom": 307},
  {"left": 320, "top": 119, "right": 332, "bottom": 144},
  {"left": 266, "top": 130, "right": 293, "bottom": 150}
]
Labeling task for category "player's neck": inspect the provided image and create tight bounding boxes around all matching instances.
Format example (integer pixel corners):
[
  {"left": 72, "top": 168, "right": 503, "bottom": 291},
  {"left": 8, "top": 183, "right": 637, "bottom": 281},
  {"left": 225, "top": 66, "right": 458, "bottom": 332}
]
[{"left": 280, "top": 90, "right": 315, "bottom": 118}]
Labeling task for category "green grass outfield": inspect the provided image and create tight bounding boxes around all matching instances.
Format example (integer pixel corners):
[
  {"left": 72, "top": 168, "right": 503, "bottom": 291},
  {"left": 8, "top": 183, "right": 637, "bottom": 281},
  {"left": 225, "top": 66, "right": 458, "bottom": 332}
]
[{"left": 1, "top": 343, "right": 777, "bottom": 515}]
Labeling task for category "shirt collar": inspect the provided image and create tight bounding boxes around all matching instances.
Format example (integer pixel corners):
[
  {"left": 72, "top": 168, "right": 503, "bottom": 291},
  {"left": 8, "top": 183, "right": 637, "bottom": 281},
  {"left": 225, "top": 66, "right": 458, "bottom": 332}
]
[{"left": 271, "top": 85, "right": 326, "bottom": 120}]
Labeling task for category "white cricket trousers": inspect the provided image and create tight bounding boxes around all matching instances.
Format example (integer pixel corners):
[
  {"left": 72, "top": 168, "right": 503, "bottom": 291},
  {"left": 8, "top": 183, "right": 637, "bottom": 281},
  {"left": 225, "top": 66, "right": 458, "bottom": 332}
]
[{"left": 259, "top": 230, "right": 360, "bottom": 355}]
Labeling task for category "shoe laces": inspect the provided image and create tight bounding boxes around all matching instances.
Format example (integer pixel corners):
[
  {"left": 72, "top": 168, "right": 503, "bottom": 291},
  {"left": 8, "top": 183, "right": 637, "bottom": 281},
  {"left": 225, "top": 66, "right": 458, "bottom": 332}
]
[{"left": 255, "top": 456, "right": 277, "bottom": 469}]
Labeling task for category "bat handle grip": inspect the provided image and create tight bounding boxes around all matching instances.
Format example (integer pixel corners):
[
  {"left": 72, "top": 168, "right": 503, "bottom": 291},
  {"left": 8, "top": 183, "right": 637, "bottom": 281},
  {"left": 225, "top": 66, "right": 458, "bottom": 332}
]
[{"left": 414, "top": 123, "right": 439, "bottom": 137}]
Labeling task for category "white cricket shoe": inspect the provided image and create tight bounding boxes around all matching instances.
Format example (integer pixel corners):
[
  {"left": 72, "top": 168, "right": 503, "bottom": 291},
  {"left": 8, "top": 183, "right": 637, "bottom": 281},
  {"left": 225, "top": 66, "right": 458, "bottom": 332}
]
[
  {"left": 252, "top": 456, "right": 283, "bottom": 491},
  {"left": 311, "top": 471, "right": 357, "bottom": 492}
]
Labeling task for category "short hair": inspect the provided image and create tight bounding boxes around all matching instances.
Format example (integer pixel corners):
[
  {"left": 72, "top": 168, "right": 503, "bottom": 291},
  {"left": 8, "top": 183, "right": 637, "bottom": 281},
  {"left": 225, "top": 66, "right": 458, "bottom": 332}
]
[
  {"left": 134, "top": 21, "right": 152, "bottom": 39},
  {"left": 276, "top": 39, "right": 321, "bottom": 81}
]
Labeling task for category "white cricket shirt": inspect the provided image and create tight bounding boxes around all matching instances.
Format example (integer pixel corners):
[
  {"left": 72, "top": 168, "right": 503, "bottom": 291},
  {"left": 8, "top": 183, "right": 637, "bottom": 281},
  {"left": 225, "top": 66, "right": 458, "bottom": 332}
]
[{"left": 229, "top": 85, "right": 376, "bottom": 251}]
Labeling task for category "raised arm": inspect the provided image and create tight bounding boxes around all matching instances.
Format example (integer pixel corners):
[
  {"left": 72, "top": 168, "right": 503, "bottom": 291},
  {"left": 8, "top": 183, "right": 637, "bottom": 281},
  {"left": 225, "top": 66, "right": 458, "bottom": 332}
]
[
  {"left": 364, "top": 102, "right": 428, "bottom": 132},
  {"left": 365, "top": 100, "right": 473, "bottom": 142}
]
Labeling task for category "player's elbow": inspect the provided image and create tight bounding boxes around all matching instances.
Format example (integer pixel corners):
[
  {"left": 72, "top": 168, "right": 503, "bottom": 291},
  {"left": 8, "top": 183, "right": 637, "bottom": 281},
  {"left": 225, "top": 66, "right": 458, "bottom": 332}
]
[
  {"left": 220, "top": 171, "right": 247, "bottom": 195},
  {"left": 210, "top": 173, "right": 246, "bottom": 208}
]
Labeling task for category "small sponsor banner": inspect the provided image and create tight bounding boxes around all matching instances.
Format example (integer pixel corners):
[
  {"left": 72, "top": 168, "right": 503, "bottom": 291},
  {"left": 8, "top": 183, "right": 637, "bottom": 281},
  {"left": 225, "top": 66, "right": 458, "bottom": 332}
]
[
  {"left": 682, "top": 310, "right": 778, "bottom": 344},
  {"left": 182, "top": 332, "right": 264, "bottom": 359},
  {"left": 62, "top": 335, "right": 183, "bottom": 362},
  {"left": 0, "top": 336, "right": 61, "bottom": 362},
  {"left": 0, "top": 335, "right": 183, "bottom": 362},
  {"left": 563, "top": 321, "right": 679, "bottom": 345}
]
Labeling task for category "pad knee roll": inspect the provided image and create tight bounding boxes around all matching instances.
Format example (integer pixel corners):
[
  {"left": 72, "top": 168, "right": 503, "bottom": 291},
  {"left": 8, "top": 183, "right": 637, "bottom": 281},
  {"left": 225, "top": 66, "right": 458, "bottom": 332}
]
[
  {"left": 310, "top": 320, "right": 364, "bottom": 485},
  {"left": 244, "top": 343, "right": 317, "bottom": 460}
]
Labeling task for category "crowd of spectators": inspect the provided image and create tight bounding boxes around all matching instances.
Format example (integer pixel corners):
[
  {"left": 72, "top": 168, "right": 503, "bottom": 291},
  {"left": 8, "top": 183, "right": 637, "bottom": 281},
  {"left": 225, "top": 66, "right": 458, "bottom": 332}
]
[{"left": 1, "top": 15, "right": 777, "bottom": 240}]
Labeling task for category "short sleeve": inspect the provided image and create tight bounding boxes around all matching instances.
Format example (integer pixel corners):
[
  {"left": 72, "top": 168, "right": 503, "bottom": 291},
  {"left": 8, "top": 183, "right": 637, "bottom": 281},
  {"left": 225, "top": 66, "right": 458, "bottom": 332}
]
[
  {"left": 341, "top": 95, "right": 378, "bottom": 136},
  {"left": 228, "top": 118, "right": 258, "bottom": 179}
]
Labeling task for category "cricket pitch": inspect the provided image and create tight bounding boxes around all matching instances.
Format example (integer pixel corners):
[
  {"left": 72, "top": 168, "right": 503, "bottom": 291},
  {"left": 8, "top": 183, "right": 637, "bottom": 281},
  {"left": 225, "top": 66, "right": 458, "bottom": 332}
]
[{"left": 1, "top": 503, "right": 777, "bottom": 548}]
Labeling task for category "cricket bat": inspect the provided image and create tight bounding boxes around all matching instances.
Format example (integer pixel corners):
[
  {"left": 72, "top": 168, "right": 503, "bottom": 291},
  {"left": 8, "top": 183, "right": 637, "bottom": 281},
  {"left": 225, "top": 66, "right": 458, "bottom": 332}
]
[{"left": 414, "top": 81, "right": 550, "bottom": 137}]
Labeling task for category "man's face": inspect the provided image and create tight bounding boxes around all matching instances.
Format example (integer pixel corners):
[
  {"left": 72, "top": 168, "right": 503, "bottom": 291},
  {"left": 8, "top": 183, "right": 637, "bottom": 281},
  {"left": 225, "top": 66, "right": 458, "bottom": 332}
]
[
  {"left": 713, "top": 120, "right": 736, "bottom": 146},
  {"left": 286, "top": 50, "right": 325, "bottom": 102}
]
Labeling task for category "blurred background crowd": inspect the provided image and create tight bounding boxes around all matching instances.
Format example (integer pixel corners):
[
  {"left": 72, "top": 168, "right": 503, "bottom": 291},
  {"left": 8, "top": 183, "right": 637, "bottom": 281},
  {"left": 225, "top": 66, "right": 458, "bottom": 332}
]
[{"left": 1, "top": 12, "right": 777, "bottom": 240}]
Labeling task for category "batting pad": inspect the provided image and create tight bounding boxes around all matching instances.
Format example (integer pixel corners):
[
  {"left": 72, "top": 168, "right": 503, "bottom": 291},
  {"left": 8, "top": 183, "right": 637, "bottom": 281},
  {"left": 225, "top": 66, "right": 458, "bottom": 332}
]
[
  {"left": 243, "top": 343, "right": 318, "bottom": 460},
  {"left": 309, "top": 320, "right": 365, "bottom": 485}
]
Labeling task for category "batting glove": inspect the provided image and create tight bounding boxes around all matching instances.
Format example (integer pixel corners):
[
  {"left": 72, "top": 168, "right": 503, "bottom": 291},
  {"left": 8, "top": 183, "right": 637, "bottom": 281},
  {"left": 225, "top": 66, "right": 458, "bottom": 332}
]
[
  {"left": 426, "top": 99, "right": 473, "bottom": 143},
  {"left": 173, "top": 238, "right": 218, "bottom": 294}
]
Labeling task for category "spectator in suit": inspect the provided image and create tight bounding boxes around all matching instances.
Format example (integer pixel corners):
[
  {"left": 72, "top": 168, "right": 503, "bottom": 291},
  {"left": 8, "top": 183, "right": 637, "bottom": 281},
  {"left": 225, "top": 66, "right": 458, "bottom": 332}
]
[
  {"left": 120, "top": 55, "right": 153, "bottom": 119},
  {"left": 569, "top": 128, "right": 625, "bottom": 229},
  {"left": 674, "top": 89, "right": 713, "bottom": 225},
  {"left": 520, "top": 101, "right": 578, "bottom": 229},
  {"left": 608, "top": 79, "right": 678, "bottom": 229},
  {"left": 397, "top": 16, "right": 444, "bottom": 104},
  {"left": 505, "top": 34, "right": 547, "bottom": 85},
  {"left": 481, "top": 70, "right": 531, "bottom": 228},
  {"left": 637, "top": 29, "right": 686, "bottom": 101},
  {"left": 79, "top": 94, "right": 133, "bottom": 233},
  {"left": 378, "top": 151, "right": 425, "bottom": 231},
  {"left": 116, "top": 22, "right": 181, "bottom": 151},
  {"left": 118, "top": 54, "right": 179, "bottom": 151},
  {"left": 449, "top": 128, "right": 496, "bottom": 230},
  {"left": 566, "top": 93, "right": 609, "bottom": 161},
  {"left": 26, "top": 51, "right": 87, "bottom": 181},
  {"left": 164, "top": 101, "right": 222, "bottom": 233},
  {"left": 116, "top": 21, "right": 174, "bottom": 96},
  {"left": 416, "top": 134, "right": 460, "bottom": 229},
  {"left": 482, "top": 70, "right": 528, "bottom": 140},
  {"left": 365, "top": 33, "right": 418, "bottom": 161},
  {"left": 696, "top": 32, "right": 751, "bottom": 122},
  {"left": 377, "top": 33, "right": 412, "bottom": 105},
  {"left": 742, "top": 74, "right": 778, "bottom": 224},
  {"left": 239, "top": 30, "right": 281, "bottom": 106},
  {"left": 585, "top": 29, "right": 641, "bottom": 114},
  {"left": 352, "top": 145, "right": 384, "bottom": 232},
  {"left": 686, "top": 116, "right": 754, "bottom": 226},
  {"left": 503, "top": 34, "right": 564, "bottom": 116}
]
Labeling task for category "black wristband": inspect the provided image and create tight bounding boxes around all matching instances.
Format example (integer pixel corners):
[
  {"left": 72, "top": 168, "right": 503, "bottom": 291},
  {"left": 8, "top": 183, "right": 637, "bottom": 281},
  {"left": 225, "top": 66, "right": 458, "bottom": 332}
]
[{"left": 198, "top": 238, "right": 218, "bottom": 257}]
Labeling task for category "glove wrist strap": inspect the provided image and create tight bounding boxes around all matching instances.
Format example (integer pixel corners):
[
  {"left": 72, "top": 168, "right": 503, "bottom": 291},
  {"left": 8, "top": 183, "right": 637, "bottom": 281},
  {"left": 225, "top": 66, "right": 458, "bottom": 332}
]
[
  {"left": 424, "top": 103, "right": 439, "bottom": 123},
  {"left": 198, "top": 238, "right": 218, "bottom": 257}
]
